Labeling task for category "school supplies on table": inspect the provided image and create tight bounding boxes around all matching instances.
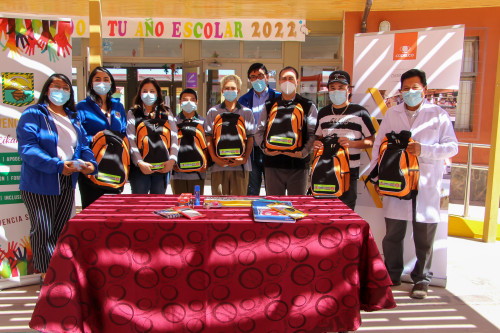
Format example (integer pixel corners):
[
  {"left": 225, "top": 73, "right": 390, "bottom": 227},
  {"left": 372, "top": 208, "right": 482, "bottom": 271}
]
[
  {"left": 204, "top": 196, "right": 257, "bottom": 207},
  {"left": 178, "top": 193, "right": 194, "bottom": 207},
  {"left": 153, "top": 208, "right": 182, "bottom": 219},
  {"left": 267, "top": 203, "right": 308, "bottom": 219},
  {"left": 173, "top": 206, "right": 206, "bottom": 220},
  {"left": 251, "top": 200, "right": 295, "bottom": 223}
]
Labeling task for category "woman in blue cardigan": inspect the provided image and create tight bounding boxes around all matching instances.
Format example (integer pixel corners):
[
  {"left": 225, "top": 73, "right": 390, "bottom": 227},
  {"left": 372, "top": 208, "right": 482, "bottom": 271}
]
[
  {"left": 17, "top": 73, "right": 97, "bottom": 275},
  {"left": 76, "top": 67, "right": 127, "bottom": 208}
]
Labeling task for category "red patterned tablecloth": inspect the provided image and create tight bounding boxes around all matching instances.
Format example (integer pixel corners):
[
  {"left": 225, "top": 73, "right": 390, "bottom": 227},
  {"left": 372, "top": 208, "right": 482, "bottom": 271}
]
[{"left": 30, "top": 195, "right": 395, "bottom": 332}]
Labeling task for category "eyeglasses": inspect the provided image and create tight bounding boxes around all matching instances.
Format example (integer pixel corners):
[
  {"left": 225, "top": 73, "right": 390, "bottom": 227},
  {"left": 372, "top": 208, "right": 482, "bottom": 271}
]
[{"left": 249, "top": 74, "right": 266, "bottom": 81}]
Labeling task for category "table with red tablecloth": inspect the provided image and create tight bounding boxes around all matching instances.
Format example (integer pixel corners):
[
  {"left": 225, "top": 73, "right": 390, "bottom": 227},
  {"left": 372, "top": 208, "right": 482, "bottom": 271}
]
[{"left": 30, "top": 195, "right": 395, "bottom": 332}]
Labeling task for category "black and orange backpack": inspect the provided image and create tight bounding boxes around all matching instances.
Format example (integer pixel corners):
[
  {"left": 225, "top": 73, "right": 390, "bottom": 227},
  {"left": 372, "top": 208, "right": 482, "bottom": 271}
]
[
  {"left": 213, "top": 112, "right": 247, "bottom": 159},
  {"left": 136, "top": 110, "right": 171, "bottom": 171},
  {"left": 368, "top": 130, "right": 419, "bottom": 200},
  {"left": 176, "top": 120, "right": 208, "bottom": 173},
  {"left": 87, "top": 130, "right": 130, "bottom": 191},
  {"left": 263, "top": 96, "right": 311, "bottom": 152},
  {"left": 310, "top": 135, "right": 351, "bottom": 197}
]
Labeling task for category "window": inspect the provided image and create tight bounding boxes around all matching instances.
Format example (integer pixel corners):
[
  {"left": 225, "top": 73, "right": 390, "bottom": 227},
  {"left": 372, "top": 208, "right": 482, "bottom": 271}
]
[
  {"left": 455, "top": 37, "right": 479, "bottom": 132},
  {"left": 137, "top": 68, "right": 183, "bottom": 82},
  {"left": 202, "top": 40, "right": 240, "bottom": 58},
  {"left": 103, "top": 38, "right": 140, "bottom": 57},
  {"left": 243, "top": 41, "right": 282, "bottom": 59},
  {"left": 301, "top": 36, "right": 341, "bottom": 59},
  {"left": 143, "top": 39, "right": 183, "bottom": 58}
]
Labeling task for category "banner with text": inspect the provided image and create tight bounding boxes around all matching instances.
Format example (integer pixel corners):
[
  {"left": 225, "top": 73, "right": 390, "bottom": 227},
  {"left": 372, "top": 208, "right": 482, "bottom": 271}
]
[
  {"left": 0, "top": 17, "right": 72, "bottom": 283},
  {"left": 8, "top": 16, "right": 306, "bottom": 41},
  {"left": 352, "top": 25, "right": 464, "bottom": 286}
]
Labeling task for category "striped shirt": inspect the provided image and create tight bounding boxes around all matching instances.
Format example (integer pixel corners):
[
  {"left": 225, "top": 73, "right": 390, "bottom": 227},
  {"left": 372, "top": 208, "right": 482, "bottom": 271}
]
[{"left": 315, "top": 103, "right": 376, "bottom": 169}]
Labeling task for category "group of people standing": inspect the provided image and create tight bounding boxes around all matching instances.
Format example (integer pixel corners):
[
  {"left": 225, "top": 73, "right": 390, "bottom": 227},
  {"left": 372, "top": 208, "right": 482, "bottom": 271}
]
[{"left": 17, "top": 63, "right": 458, "bottom": 300}]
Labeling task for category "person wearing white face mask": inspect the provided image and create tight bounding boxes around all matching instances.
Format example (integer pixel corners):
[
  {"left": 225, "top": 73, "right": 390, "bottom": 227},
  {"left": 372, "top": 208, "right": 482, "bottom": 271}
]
[
  {"left": 171, "top": 88, "right": 207, "bottom": 195},
  {"left": 204, "top": 74, "right": 255, "bottom": 195},
  {"left": 254, "top": 66, "right": 318, "bottom": 195},
  {"left": 126, "top": 77, "right": 178, "bottom": 194},
  {"left": 313, "top": 70, "right": 376, "bottom": 210},
  {"left": 76, "top": 67, "right": 127, "bottom": 208},
  {"left": 238, "top": 63, "right": 281, "bottom": 195},
  {"left": 368, "top": 69, "right": 458, "bottom": 299},
  {"left": 17, "top": 74, "right": 97, "bottom": 276}
]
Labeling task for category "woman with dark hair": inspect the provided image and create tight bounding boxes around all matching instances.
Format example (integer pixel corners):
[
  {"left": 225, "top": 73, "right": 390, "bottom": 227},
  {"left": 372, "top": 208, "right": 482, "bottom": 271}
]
[
  {"left": 126, "top": 77, "right": 178, "bottom": 194},
  {"left": 76, "top": 66, "right": 127, "bottom": 208},
  {"left": 16, "top": 73, "right": 97, "bottom": 275}
]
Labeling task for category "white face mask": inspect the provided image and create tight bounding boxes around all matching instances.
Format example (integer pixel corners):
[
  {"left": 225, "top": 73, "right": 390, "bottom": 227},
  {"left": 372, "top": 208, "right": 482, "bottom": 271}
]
[
  {"left": 93, "top": 82, "right": 111, "bottom": 96},
  {"left": 181, "top": 101, "right": 197, "bottom": 113},
  {"left": 48, "top": 88, "right": 71, "bottom": 106},
  {"left": 402, "top": 89, "right": 424, "bottom": 107},
  {"left": 141, "top": 92, "right": 157, "bottom": 106},
  {"left": 329, "top": 90, "right": 348, "bottom": 106},
  {"left": 280, "top": 81, "right": 296, "bottom": 95}
]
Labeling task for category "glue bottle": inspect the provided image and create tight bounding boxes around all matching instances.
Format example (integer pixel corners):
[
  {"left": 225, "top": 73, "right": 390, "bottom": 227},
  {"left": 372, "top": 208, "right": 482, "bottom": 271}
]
[{"left": 194, "top": 185, "right": 201, "bottom": 206}]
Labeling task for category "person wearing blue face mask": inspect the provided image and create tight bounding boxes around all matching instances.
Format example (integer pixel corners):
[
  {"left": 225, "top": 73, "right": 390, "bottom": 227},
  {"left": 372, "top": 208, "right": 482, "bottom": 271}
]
[
  {"left": 368, "top": 68, "right": 458, "bottom": 299},
  {"left": 17, "top": 74, "right": 97, "bottom": 276},
  {"left": 76, "top": 66, "right": 127, "bottom": 209},
  {"left": 171, "top": 88, "right": 207, "bottom": 195},
  {"left": 205, "top": 74, "right": 255, "bottom": 195},
  {"left": 313, "top": 70, "right": 376, "bottom": 210},
  {"left": 238, "top": 63, "right": 281, "bottom": 195},
  {"left": 126, "top": 77, "right": 178, "bottom": 194}
]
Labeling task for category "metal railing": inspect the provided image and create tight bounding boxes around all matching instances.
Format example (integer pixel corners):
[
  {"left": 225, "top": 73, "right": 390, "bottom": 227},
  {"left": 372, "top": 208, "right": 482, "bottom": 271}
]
[{"left": 451, "top": 142, "right": 490, "bottom": 217}]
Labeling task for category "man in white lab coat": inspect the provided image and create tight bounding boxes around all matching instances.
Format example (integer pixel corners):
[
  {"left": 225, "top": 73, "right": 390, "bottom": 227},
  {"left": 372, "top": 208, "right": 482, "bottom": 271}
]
[{"left": 370, "top": 69, "right": 458, "bottom": 299}]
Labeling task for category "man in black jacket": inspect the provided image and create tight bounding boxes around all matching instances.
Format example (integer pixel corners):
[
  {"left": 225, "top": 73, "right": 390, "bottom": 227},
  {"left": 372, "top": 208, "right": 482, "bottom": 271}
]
[{"left": 255, "top": 66, "right": 317, "bottom": 195}]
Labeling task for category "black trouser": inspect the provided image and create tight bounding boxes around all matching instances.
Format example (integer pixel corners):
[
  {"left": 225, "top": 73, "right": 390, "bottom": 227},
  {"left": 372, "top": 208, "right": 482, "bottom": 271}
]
[{"left": 382, "top": 198, "right": 438, "bottom": 285}]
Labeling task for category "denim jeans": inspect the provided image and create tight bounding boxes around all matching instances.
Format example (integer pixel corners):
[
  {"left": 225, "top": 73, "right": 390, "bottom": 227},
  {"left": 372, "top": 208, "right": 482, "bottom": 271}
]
[
  {"left": 129, "top": 164, "right": 169, "bottom": 194},
  {"left": 247, "top": 146, "right": 265, "bottom": 195}
]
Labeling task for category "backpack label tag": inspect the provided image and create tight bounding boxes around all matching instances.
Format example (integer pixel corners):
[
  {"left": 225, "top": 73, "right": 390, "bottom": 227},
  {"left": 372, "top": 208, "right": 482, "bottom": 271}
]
[
  {"left": 97, "top": 172, "right": 121, "bottom": 184},
  {"left": 313, "top": 184, "right": 336, "bottom": 192},
  {"left": 220, "top": 148, "right": 241, "bottom": 156},
  {"left": 150, "top": 162, "right": 164, "bottom": 170},
  {"left": 379, "top": 180, "right": 402, "bottom": 189},
  {"left": 269, "top": 136, "right": 293, "bottom": 145},
  {"left": 180, "top": 161, "right": 202, "bottom": 168}
]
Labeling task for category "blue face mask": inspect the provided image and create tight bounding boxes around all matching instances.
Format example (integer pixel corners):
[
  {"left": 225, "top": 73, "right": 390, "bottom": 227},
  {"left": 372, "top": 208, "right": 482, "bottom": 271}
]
[
  {"left": 48, "top": 88, "right": 71, "bottom": 106},
  {"left": 141, "top": 92, "right": 157, "bottom": 106},
  {"left": 93, "top": 82, "right": 111, "bottom": 95},
  {"left": 181, "top": 101, "right": 197, "bottom": 113},
  {"left": 329, "top": 90, "right": 348, "bottom": 106},
  {"left": 402, "top": 89, "right": 423, "bottom": 107},
  {"left": 252, "top": 79, "right": 267, "bottom": 93},
  {"left": 223, "top": 90, "right": 238, "bottom": 102}
]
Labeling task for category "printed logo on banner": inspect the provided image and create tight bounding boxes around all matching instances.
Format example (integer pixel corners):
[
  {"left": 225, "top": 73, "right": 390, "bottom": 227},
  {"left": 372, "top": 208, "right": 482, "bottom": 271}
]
[
  {"left": 1, "top": 73, "right": 34, "bottom": 107},
  {"left": 393, "top": 32, "right": 418, "bottom": 61}
]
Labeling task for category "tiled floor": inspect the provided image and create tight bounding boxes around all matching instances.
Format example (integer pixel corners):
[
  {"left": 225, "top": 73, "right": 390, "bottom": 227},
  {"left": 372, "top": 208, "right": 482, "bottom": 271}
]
[{"left": 1, "top": 236, "right": 499, "bottom": 332}]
